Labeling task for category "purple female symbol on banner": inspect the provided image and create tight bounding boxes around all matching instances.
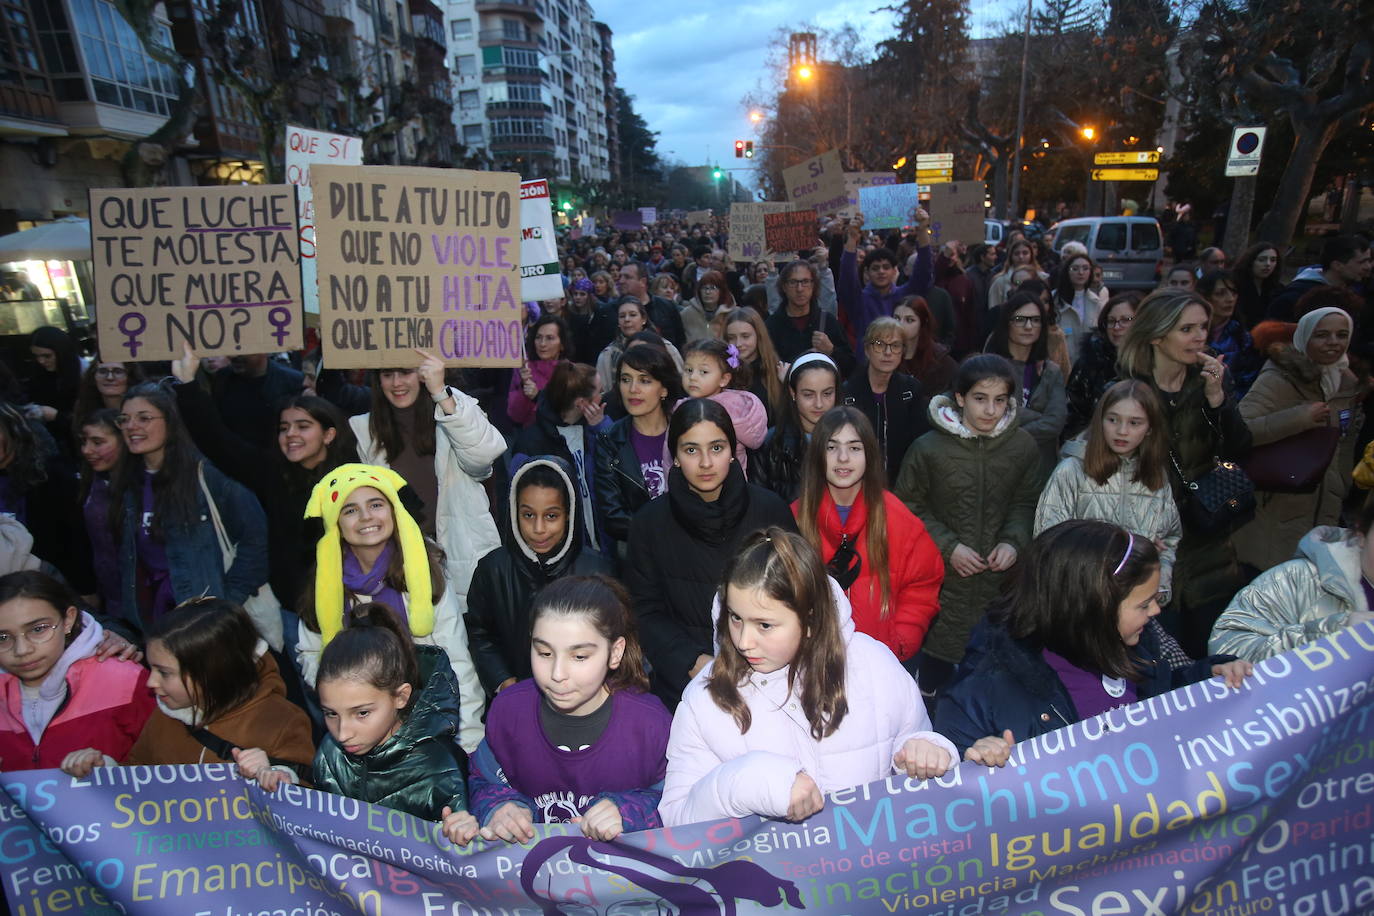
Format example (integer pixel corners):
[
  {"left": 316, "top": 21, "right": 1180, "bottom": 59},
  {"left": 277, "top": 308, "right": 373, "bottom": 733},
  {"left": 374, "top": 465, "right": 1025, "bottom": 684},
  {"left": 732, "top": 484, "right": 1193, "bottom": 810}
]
[
  {"left": 268, "top": 306, "right": 292, "bottom": 346},
  {"left": 118, "top": 313, "right": 147, "bottom": 357}
]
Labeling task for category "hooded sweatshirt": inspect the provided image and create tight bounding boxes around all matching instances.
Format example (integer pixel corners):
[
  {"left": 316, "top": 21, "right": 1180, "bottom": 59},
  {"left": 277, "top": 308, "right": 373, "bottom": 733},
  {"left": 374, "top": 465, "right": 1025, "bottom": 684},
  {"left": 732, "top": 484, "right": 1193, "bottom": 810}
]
[
  {"left": 0, "top": 612, "right": 154, "bottom": 771},
  {"left": 465, "top": 457, "right": 616, "bottom": 695}
]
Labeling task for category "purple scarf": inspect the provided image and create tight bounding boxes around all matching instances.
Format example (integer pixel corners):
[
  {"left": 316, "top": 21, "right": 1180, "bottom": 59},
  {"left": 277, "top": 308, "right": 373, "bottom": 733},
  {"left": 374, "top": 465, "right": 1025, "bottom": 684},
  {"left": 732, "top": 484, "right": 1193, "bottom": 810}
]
[{"left": 341, "top": 543, "right": 409, "bottom": 627}]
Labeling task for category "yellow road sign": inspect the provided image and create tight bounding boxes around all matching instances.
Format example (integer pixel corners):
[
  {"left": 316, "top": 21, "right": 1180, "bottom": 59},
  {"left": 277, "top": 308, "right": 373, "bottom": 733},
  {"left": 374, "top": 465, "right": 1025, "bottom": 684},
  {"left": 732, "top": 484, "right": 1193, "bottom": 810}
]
[
  {"left": 915, "top": 168, "right": 953, "bottom": 179},
  {"left": 1091, "top": 168, "right": 1160, "bottom": 182},
  {"left": 1094, "top": 151, "right": 1161, "bottom": 165}
]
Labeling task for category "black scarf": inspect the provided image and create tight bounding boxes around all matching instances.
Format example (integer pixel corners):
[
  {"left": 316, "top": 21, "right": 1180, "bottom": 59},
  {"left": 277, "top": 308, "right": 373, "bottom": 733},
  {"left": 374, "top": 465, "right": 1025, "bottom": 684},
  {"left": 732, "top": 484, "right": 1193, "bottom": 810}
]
[{"left": 666, "top": 462, "right": 749, "bottom": 546}]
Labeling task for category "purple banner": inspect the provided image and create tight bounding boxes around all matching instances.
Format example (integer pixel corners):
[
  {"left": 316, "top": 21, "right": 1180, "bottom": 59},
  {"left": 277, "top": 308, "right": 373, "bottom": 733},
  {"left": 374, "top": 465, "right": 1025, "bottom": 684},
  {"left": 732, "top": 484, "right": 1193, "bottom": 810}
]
[{"left": 4, "top": 623, "right": 1373, "bottom": 915}]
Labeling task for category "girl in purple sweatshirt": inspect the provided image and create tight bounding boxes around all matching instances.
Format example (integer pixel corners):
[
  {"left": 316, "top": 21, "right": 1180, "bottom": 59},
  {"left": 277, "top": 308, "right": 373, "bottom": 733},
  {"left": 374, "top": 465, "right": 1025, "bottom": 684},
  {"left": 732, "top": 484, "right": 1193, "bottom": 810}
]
[{"left": 467, "top": 575, "right": 671, "bottom": 843}]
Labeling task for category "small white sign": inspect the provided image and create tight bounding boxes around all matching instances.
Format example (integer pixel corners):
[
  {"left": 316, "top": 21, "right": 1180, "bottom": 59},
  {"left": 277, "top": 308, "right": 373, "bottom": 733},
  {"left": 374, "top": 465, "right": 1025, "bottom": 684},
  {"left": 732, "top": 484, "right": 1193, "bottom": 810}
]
[{"left": 1225, "top": 127, "right": 1267, "bottom": 178}]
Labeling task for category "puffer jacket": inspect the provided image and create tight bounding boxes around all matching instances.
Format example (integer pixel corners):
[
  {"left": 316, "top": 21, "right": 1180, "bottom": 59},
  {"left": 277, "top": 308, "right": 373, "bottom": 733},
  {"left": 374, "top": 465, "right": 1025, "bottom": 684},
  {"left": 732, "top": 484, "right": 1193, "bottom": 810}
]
[
  {"left": 1064, "top": 334, "right": 1118, "bottom": 439},
  {"left": 936, "top": 618, "right": 1232, "bottom": 756},
  {"left": 1010, "top": 358, "right": 1068, "bottom": 480},
  {"left": 593, "top": 416, "right": 656, "bottom": 548},
  {"left": 466, "top": 458, "right": 616, "bottom": 695},
  {"left": 1135, "top": 367, "right": 1252, "bottom": 611},
  {"left": 1034, "top": 438, "right": 1182, "bottom": 602},
  {"left": 660, "top": 581, "right": 957, "bottom": 826},
  {"left": 313, "top": 644, "right": 469, "bottom": 821},
  {"left": 796, "top": 488, "right": 944, "bottom": 661},
  {"left": 1233, "top": 345, "right": 1365, "bottom": 572},
  {"left": 893, "top": 395, "right": 1042, "bottom": 664},
  {"left": 625, "top": 463, "right": 797, "bottom": 705},
  {"left": 752, "top": 424, "right": 808, "bottom": 501},
  {"left": 0, "top": 614, "right": 154, "bottom": 771},
  {"left": 125, "top": 649, "right": 313, "bottom": 773},
  {"left": 1211, "top": 526, "right": 1370, "bottom": 661},
  {"left": 350, "top": 389, "right": 505, "bottom": 621}
]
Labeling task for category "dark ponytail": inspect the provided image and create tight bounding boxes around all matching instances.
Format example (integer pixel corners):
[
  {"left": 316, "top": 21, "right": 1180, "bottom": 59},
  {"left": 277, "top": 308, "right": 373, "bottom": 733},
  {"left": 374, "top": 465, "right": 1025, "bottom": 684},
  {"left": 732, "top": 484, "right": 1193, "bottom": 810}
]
[{"left": 317, "top": 602, "right": 420, "bottom": 710}]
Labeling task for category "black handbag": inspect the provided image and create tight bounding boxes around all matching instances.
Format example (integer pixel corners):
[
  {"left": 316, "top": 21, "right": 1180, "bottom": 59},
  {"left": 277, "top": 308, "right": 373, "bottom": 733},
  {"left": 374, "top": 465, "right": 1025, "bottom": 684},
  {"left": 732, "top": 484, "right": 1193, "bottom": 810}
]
[{"left": 1167, "top": 404, "right": 1255, "bottom": 534}]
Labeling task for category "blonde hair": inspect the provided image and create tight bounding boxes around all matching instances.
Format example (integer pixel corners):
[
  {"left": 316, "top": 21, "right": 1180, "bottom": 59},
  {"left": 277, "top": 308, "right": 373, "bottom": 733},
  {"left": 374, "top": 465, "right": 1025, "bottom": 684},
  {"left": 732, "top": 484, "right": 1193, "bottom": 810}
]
[{"left": 1116, "top": 289, "right": 1212, "bottom": 379}]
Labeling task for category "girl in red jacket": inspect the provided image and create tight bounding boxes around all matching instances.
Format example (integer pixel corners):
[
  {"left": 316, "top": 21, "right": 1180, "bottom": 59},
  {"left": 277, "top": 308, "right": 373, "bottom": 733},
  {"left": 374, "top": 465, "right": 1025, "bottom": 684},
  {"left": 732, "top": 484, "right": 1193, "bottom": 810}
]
[
  {"left": 794, "top": 407, "right": 944, "bottom": 665},
  {"left": 0, "top": 571, "right": 153, "bottom": 774}
]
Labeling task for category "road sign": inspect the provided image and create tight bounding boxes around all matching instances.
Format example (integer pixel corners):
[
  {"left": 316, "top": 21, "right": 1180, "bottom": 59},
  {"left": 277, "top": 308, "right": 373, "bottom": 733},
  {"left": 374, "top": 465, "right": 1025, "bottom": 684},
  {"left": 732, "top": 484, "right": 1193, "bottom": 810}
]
[
  {"left": 916, "top": 153, "right": 953, "bottom": 167},
  {"left": 1091, "top": 168, "right": 1160, "bottom": 182},
  {"left": 1225, "top": 126, "right": 1266, "bottom": 177},
  {"left": 1094, "top": 151, "right": 1161, "bottom": 165},
  {"left": 915, "top": 168, "right": 953, "bottom": 181}
]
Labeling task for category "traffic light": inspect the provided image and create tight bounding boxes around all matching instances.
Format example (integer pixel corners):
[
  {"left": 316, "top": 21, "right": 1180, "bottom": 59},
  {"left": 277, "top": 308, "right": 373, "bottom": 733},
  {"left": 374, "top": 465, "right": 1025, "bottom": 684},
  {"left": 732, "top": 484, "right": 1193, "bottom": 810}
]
[
  {"left": 744, "top": 141, "right": 754, "bottom": 159},
  {"left": 712, "top": 168, "right": 723, "bottom": 180},
  {"left": 734, "top": 140, "right": 745, "bottom": 159}
]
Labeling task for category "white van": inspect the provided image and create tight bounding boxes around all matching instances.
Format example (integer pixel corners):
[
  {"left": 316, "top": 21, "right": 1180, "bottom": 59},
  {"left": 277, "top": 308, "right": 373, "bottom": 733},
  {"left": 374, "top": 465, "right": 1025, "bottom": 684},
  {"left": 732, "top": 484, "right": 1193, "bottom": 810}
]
[{"left": 1050, "top": 217, "right": 1163, "bottom": 291}]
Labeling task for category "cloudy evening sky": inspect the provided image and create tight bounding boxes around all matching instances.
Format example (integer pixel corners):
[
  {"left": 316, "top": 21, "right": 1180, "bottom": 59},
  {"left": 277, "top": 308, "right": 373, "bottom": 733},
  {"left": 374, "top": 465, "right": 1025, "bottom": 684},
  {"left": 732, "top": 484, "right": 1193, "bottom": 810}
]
[{"left": 592, "top": 0, "right": 1013, "bottom": 180}]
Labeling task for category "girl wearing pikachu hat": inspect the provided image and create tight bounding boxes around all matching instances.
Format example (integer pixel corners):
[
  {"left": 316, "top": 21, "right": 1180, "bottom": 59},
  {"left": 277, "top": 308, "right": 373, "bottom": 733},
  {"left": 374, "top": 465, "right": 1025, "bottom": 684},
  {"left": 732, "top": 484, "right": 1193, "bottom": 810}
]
[{"left": 297, "top": 464, "right": 485, "bottom": 753}]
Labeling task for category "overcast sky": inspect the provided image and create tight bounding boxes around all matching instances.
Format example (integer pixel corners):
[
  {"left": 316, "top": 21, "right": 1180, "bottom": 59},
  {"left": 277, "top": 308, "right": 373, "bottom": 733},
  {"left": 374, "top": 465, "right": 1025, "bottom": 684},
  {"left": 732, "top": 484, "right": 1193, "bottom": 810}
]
[{"left": 593, "top": 0, "right": 1013, "bottom": 180}]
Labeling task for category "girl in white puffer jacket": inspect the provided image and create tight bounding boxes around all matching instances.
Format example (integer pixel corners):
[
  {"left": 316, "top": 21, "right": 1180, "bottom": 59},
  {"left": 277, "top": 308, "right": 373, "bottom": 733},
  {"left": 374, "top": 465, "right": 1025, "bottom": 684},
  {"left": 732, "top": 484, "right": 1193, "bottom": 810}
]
[{"left": 1035, "top": 380, "right": 1182, "bottom": 603}]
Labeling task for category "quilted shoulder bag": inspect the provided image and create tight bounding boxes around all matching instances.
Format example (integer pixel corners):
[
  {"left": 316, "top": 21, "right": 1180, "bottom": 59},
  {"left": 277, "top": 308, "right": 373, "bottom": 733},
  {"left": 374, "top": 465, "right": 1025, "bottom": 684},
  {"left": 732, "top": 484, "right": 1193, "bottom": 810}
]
[{"left": 1167, "top": 408, "right": 1255, "bottom": 535}]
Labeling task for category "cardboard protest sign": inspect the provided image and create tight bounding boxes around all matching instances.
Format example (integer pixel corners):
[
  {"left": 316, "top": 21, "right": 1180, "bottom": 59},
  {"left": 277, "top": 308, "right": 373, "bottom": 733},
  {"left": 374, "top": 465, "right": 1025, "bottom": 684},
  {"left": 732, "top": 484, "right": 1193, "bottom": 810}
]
[
  {"left": 310, "top": 164, "right": 522, "bottom": 370},
  {"left": 284, "top": 125, "right": 363, "bottom": 315},
  {"left": 783, "top": 149, "right": 848, "bottom": 215},
  {"left": 841, "top": 172, "right": 896, "bottom": 218},
  {"left": 859, "top": 183, "right": 923, "bottom": 230},
  {"left": 727, "top": 202, "right": 795, "bottom": 262},
  {"left": 89, "top": 186, "right": 303, "bottom": 361},
  {"left": 763, "top": 209, "right": 818, "bottom": 254},
  {"left": 928, "top": 180, "right": 987, "bottom": 247},
  {"left": 685, "top": 209, "right": 711, "bottom": 224},
  {"left": 519, "top": 179, "right": 562, "bottom": 301}
]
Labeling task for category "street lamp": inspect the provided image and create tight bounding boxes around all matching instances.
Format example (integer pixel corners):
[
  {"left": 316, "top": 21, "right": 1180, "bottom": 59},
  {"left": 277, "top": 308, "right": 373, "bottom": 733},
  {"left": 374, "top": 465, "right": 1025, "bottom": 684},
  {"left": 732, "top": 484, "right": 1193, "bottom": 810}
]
[
  {"left": 1080, "top": 126, "right": 1096, "bottom": 141},
  {"left": 892, "top": 156, "right": 906, "bottom": 170},
  {"left": 749, "top": 111, "right": 763, "bottom": 123},
  {"left": 796, "top": 65, "right": 813, "bottom": 81}
]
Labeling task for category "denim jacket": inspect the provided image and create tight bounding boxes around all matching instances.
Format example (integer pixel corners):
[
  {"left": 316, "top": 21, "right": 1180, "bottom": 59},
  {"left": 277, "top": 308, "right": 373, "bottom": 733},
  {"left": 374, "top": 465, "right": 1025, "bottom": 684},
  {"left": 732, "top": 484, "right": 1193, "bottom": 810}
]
[{"left": 118, "top": 460, "right": 268, "bottom": 630}]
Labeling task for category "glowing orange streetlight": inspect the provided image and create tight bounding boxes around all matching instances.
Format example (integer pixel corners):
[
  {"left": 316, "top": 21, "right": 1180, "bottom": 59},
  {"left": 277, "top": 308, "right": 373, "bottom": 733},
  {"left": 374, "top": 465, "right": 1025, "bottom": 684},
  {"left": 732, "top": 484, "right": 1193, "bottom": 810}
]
[
  {"left": 797, "top": 65, "right": 813, "bottom": 80},
  {"left": 1080, "top": 126, "right": 1096, "bottom": 141},
  {"left": 749, "top": 110, "right": 763, "bottom": 123}
]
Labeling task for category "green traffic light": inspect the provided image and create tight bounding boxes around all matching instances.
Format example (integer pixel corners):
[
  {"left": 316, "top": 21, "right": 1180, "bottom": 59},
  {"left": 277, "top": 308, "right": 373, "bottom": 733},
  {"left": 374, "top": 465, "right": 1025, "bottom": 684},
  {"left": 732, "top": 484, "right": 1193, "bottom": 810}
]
[{"left": 712, "top": 169, "right": 723, "bottom": 179}]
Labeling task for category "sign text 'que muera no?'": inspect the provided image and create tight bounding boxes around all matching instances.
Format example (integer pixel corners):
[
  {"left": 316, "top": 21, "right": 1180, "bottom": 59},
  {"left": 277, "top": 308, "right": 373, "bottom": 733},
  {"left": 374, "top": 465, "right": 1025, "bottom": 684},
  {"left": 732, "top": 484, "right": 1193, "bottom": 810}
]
[
  {"left": 311, "top": 165, "right": 523, "bottom": 369},
  {"left": 89, "top": 186, "right": 303, "bottom": 361}
]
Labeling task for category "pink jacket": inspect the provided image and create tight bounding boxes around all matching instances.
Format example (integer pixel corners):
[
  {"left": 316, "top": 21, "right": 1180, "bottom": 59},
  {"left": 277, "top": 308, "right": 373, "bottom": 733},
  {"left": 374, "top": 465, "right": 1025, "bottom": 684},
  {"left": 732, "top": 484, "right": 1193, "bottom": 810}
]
[
  {"left": 506, "top": 359, "right": 558, "bottom": 428},
  {"left": 659, "top": 581, "right": 956, "bottom": 826},
  {"left": 669, "top": 389, "right": 768, "bottom": 478}
]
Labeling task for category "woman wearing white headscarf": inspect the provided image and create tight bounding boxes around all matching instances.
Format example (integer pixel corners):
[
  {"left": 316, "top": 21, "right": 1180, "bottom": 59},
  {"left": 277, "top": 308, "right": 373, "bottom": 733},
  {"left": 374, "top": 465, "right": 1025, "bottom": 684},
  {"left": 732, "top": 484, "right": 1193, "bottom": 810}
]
[{"left": 1235, "top": 307, "right": 1367, "bottom": 571}]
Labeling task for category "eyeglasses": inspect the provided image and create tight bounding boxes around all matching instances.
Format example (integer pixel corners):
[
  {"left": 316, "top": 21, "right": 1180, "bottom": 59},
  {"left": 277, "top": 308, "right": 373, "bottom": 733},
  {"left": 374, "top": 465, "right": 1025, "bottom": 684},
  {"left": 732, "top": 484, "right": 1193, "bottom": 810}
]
[
  {"left": 0, "top": 621, "right": 60, "bottom": 653},
  {"left": 869, "top": 341, "right": 903, "bottom": 354},
  {"left": 117, "top": 412, "right": 165, "bottom": 428},
  {"left": 95, "top": 367, "right": 127, "bottom": 379},
  {"left": 699, "top": 284, "right": 719, "bottom": 292},
  {"left": 1010, "top": 315, "right": 1043, "bottom": 327},
  {"left": 784, "top": 278, "right": 814, "bottom": 287},
  {"left": 1107, "top": 316, "right": 1134, "bottom": 329}
]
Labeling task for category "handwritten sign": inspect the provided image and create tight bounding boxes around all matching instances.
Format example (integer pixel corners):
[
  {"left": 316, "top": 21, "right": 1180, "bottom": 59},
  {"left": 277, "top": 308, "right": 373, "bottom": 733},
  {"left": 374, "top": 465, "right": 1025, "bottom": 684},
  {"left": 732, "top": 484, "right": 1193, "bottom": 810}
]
[
  {"left": 783, "top": 149, "right": 848, "bottom": 215},
  {"left": 639, "top": 207, "right": 657, "bottom": 225},
  {"left": 928, "top": 180, "right": 987, "bottom": 247},
  {"left": 685, "top": 209, "right": 711, "bottom": 225},
  {"left": 311, "top": 164, "right": 522, "bottom": 369},
  {"left": 519, "top": 179, "right": 562, "bottom": 301},
  {"left": 841, "top": 172, "right": 897, "bottom": 218},
  {"left": 763, "top": 209, "right": 818, "bottom": 253},
  {"left": 89, "top": 186, "right": 303, "bottom": 361},
  {"left": 727, "top": 202, "right": 795, "bottom": 262},
  {"left": 284, "top": 125, "right": 363, "bottom": 315},
  {"left": 859, "top": 183, "right": 923, "bottom": 230}
]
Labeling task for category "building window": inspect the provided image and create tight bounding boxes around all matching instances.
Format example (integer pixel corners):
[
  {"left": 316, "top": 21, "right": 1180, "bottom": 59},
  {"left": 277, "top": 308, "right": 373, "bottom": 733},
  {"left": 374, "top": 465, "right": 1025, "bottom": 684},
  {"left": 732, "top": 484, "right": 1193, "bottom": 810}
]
[
  {"left": 455, "top": 53, "right": 476, "bottom": 77},
  {"left": 459, "top": 89, "right": 478, "bottom": 109},
  {"left": 450, "top": 18, "right": 470, "bottom": 39},
  {"left": 463, "top": 123, "right": 484, "bottom": 144},
  {"left": 68, "top": 0, "right": 178, "bottom": 115}
]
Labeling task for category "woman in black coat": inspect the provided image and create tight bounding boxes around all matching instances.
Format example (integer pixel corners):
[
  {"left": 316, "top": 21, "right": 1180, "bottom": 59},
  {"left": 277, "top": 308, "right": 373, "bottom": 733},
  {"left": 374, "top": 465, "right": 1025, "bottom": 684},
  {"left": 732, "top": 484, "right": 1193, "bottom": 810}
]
[
  {"left": 842, "top": 317, "right": 929, "bottom": 481},
  {"left": 937, "top": 520, "right": 1250, "bottom": 763},
  {"left": 1064, "top": 292, "right": 1139, "bottom": 439},
  {"left": 594, "top": 344, "right": 684, "bottom": 560},
  {"left": 465, "top": 456, "right": 615, "bottom": 697},
  {"left": 624, "top": 398, "right": 797, "bottom": 706}
]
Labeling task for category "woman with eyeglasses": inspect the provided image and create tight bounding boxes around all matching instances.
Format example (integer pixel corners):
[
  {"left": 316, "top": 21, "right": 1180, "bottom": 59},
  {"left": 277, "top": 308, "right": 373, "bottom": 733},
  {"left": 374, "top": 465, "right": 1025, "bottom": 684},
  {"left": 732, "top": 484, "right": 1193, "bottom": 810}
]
[
  {"left": 794, "top": 407, "right": 943, "bottom": 667},
  {"left": 764, "top": 260, "right": 855, "bottom": 377},
  {"left": 680, "top": 270, "right": 735, "bottom": 344},
  {"left": 109, "top": 382, "right": 269, "bottom": 635},
  {"left": 74, "top": 358, "right": 145, "bottom": 420},
  {"left": 1064, "top": 293, "right": 1140, "bottom": 439},
  {"left": 986, "top": 293, "right": 1067, "bottom": 479},
  {"left": 841, "top": 318, "right": 929, "bottom": 483}
]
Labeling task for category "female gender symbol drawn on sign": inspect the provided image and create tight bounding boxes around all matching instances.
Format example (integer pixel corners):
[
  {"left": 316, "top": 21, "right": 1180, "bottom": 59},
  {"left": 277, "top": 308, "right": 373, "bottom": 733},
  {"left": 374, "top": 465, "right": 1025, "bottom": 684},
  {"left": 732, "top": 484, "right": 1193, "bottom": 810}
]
[
  {"left": 118, "top": 313, "right": 147, "bottom": 357},
  {"left": 268, "top": 306, "right": 293, "bottom": 346}
]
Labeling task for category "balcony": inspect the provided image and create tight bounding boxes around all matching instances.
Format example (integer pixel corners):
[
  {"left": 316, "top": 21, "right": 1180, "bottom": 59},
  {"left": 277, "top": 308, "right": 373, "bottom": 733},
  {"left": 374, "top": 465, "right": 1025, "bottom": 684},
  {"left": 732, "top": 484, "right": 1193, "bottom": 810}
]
[
  {"left": 0, "top": 85, "right": 63, "bottom": 132},
  {"left": 475, "top": 0, "right": 544, "bottom": 18},
  {"left": 478, "top": 29, "right": 537, "bottom": 47},
  {"left": 491, "top": 135, "right": 555, "bottom": 153},
  {"left": 486, "top": 100, "right": 552, "bottom": 115}
]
